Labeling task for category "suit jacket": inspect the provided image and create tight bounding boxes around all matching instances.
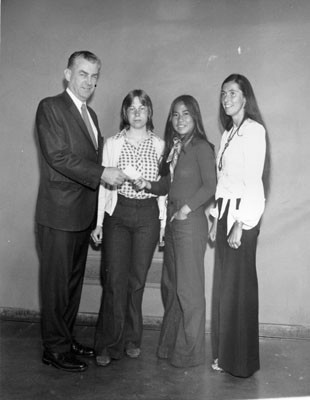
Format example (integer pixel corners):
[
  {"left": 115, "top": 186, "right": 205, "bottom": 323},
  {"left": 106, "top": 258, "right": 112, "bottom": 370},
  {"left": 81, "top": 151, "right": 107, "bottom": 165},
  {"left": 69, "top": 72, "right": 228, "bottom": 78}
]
[{"left": 35, "top": 91, "right": 104, "bottom": 231}]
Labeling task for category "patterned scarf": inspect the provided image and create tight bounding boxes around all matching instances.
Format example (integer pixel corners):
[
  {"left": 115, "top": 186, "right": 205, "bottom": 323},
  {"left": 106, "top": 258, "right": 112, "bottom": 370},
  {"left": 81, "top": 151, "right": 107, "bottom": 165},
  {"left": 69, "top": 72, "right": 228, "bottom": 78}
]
[
  {"left": 167, "top": 133, "right": 193, "bottom": 182},
  {"left": 167, "top": 137, "right": 182, "bottom": 182}
]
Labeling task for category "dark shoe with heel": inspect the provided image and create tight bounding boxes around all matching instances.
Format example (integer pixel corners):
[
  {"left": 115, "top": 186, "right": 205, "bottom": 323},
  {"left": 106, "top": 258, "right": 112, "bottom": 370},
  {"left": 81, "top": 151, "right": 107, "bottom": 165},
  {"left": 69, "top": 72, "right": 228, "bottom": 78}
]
[
  {"left": 71, "top": 340, "right": 95, "bottom": 357},
  {"left": 42, "top": 349, "right": 88, "bottom": 372}
]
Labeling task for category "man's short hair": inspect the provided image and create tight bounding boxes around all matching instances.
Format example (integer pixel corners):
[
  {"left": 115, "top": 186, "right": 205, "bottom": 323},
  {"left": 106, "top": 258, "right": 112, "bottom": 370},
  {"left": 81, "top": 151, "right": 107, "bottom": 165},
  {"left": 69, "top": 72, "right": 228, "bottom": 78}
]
[{"left": 67, "top": 51, "right": 101, "bottom": 70}]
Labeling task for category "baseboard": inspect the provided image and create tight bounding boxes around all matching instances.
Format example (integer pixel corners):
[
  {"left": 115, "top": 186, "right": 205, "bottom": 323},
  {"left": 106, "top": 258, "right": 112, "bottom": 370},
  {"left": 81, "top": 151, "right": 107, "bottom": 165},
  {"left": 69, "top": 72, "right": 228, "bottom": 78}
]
[{"left": 1, "top": 307, "right": 309, "bottom": 340}]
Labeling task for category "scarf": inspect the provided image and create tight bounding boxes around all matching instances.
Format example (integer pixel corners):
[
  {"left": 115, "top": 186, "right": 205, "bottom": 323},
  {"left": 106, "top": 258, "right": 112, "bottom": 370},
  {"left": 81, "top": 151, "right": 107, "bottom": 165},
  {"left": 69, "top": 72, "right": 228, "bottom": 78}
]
[{"left": 166, "top": 133, "right": 193, "bottom": 182}]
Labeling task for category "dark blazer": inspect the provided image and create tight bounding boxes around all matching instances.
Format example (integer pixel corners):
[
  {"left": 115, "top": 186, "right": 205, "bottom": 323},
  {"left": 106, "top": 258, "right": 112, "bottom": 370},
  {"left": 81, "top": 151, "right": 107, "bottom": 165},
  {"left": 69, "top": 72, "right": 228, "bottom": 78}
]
[{"left": 35, "top": 91, "right": 104, "bottom": 231}]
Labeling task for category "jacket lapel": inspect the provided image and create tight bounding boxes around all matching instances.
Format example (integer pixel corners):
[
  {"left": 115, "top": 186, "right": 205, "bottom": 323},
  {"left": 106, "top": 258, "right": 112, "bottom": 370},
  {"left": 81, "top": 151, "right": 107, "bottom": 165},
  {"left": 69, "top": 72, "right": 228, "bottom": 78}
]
[{"left": 62, "top": 91, "right": 98, "bottom": 150}]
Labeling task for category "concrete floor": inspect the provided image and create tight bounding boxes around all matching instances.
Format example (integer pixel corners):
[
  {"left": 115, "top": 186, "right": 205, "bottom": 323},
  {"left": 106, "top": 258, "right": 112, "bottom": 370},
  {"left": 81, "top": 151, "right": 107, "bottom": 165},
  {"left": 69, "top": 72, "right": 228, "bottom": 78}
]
[{"left": 0, "top": 320, "right": 309, "bottom": 400}]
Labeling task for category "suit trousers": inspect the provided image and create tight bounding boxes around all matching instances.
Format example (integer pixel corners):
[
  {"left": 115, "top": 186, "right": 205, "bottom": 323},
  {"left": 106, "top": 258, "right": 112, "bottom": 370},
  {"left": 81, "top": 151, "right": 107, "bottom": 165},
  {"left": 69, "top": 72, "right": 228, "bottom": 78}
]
[
  {"left": 157, "top": 202, "right": 208, "bottom": 367},
  {"left": 211, "top": 201, "right": 260, "bottom": 377},
  {"left": 95, "top": 195, "right": 160, "bottom": 358},
  {"left": 37, "top": 224, "right": 91, "bottom": 353}
]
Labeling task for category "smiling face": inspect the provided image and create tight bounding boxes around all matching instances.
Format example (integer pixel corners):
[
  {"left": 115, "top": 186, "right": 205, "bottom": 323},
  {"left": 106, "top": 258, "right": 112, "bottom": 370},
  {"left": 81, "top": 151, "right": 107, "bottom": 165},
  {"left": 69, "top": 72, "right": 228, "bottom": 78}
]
[
  {"left": 221, "top": 81, "right": 246, "bottom": 126},
  {"left": 64, "top": 56, "right": 100, "bottom": 102},
  {"left": 171, "top": 102, "right": 195, "bottom": 136},
  {"left": 127, "top": 96, "right": 148, "bottom": 130}
]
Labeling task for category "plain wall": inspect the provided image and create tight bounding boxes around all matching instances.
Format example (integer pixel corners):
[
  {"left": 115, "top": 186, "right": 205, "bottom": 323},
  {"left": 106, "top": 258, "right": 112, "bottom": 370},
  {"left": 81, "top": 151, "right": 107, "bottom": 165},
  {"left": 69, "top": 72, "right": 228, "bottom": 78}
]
[{"left": 1, "top": 0, "right": 310, "bottom": 330}]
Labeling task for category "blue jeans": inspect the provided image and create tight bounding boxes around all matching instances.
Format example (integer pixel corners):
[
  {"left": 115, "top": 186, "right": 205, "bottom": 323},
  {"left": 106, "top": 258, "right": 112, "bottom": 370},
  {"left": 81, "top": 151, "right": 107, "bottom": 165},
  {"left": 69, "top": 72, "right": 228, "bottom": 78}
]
[
  {"left": 157, "top": 200, "right": 208, "bottom": 367},
  {"left": 95, "top": 195, "right": 160, "bottom": 358}
]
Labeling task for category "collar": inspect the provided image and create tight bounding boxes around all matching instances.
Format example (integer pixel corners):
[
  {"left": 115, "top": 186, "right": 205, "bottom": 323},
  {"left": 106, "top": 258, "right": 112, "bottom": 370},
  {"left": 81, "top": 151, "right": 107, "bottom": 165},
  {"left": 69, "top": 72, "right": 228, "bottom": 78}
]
[
  {"left": 66, "top": 88, "right": 84, "bottom": 113},
  {"left": 116, "top": 129, "right": 154, "bottom": 140},
  {"left": 174, "top": 132, "right": 194, "bottom": 152}
]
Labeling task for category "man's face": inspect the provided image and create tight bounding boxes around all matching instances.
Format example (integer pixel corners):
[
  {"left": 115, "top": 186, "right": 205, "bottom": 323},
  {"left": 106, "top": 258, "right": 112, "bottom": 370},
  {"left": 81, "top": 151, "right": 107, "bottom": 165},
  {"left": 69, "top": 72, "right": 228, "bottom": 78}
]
[{"left": 64, "top": 56, "right": 100, "bottom": 102}]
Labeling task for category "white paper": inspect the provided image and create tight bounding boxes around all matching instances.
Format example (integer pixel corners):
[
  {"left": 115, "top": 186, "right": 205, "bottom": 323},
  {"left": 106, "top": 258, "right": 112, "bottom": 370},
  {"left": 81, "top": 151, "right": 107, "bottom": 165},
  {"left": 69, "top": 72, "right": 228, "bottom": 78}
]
[{"left": 123, "top": 165, "right": 141, "bottom": 180}]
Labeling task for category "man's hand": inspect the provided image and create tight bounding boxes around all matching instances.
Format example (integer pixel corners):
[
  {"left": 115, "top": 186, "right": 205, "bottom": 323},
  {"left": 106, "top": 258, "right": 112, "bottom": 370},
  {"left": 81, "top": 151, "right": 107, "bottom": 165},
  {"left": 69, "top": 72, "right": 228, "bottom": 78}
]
[{"left": 101, "top": 167, "right": 128, "bottom": 186}]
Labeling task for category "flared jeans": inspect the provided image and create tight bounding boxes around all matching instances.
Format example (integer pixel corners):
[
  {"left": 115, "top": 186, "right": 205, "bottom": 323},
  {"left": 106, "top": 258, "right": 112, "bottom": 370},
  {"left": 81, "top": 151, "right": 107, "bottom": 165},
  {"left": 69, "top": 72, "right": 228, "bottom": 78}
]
[
  {"left": 95, "top": 195, "right": 160, "bottom": 358},
  {"left": 157, "top": 202, "right": 208, "bottom": 367}
]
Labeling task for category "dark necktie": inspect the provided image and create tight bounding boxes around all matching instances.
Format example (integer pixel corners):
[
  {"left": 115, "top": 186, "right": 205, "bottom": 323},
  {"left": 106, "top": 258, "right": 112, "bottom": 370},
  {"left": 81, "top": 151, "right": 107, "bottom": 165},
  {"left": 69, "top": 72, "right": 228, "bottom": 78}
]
[{"left": 81, "top": 104, "right": 98, "bottom": 149}]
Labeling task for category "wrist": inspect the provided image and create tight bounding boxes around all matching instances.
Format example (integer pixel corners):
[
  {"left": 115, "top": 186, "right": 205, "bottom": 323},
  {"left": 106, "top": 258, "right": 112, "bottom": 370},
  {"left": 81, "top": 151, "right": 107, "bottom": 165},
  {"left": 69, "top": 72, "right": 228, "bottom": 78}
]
[{"left": 100, "top": 167, "right": 106, "bottom": 181}]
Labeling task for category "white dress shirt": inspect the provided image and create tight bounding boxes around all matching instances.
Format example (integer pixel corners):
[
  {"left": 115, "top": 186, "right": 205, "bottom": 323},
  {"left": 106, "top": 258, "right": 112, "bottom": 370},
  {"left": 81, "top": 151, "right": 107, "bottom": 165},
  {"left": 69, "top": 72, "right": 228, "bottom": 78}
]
[{"left": 66, "top": 88, "right": 98, "bottom": 144}]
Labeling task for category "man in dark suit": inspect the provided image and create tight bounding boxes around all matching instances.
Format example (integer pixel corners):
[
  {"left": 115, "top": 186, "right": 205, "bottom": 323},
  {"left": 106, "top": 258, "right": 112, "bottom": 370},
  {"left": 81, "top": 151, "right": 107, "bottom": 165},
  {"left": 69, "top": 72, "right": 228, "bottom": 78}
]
[{"left": 35, "top": 50, "right": 127, "bottom": 372}]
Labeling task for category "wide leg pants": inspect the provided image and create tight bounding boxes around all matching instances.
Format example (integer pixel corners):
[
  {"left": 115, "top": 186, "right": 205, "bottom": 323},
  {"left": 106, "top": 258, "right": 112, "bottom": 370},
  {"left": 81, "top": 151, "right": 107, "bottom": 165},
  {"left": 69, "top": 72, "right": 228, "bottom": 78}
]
[
  {"left": 211, "top": 203, "right": 260, "bottom": 377},
  {"left": 157, "top": 203, "right": 208, "bottom": 367},
  {"left": 95, "top": 195, "right": 159, "bottom": 358}
]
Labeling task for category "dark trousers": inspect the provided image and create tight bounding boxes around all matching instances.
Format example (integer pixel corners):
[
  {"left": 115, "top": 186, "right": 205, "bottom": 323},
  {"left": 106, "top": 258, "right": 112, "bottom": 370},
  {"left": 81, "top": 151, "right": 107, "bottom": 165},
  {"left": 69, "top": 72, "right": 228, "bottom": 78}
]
[
  {"left": 157, "top": 201, "right": 208, "bottom": 367},
  {"left": 95, "top": 195, "right": 160, "bottom": 358},
  {"left": 211, "top": 202, "right": 260, "bottom": 377},
  {"left": 37, "top": 224, "right": 91, "bottom": 353}
]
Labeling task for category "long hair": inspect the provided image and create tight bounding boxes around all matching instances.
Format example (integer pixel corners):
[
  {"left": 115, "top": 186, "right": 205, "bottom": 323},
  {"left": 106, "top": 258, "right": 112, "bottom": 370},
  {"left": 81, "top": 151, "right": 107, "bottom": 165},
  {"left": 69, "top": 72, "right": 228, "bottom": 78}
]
[
  {"left": 160, "top": 95, "right": 214, "bottom": 176},
  {"left": 119, "top": 89, "right": 154, "bottom": 131},
  {"left": 219, "top": 74, "right": 265, "bottom": 131},
  {"left": 67, "top": 51, "right": 101, "bottom": 70},
  {"left": 219, "top": 74, "right": 271, "bottom": 197}
]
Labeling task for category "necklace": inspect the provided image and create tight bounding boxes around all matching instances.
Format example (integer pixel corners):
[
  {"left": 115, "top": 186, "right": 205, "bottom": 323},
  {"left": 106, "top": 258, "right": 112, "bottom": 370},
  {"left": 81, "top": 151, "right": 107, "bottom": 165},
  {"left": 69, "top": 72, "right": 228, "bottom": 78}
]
[{"left": 218, "top": 126, "right": 239, "bottom": 171}]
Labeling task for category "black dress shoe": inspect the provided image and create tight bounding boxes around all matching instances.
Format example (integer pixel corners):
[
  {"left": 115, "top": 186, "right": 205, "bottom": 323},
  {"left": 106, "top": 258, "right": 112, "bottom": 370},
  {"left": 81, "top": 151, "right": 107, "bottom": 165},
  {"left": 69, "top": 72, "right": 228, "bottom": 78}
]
[
  {"left": 42, "top": 350, "right": 88, "bottom": 372},
  {"left": 71, "top": 340, "right": 95, "bottom": 357}
]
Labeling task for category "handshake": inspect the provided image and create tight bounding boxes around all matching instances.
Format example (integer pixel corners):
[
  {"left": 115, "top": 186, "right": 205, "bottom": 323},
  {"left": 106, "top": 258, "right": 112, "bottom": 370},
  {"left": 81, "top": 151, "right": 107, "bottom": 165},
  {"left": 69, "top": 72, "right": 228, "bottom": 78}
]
[{"left": 100, "top": 165, "right": 150, "bottom": 190}]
